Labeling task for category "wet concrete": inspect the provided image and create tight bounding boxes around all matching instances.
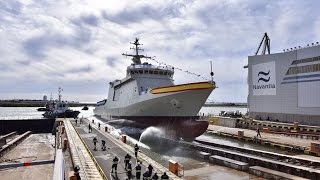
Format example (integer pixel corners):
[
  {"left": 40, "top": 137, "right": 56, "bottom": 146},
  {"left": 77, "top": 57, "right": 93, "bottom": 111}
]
[{"left": 85, "top": 117, "right": 264, "bottom": 180}]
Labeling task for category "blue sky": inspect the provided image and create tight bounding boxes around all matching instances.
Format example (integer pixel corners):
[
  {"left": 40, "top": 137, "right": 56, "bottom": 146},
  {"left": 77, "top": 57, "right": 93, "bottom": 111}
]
[{"left": 0, "top": 0, "right": 319, "bottom": 102}]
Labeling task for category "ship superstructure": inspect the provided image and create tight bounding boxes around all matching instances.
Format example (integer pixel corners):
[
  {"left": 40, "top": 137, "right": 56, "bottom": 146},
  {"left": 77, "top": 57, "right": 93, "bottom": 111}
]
[
  {"left": 94, "top": 38, "right": 215, "bottom": 138},
  {"left": 43, "top": 87, "right": 80, "bottom": 119}
]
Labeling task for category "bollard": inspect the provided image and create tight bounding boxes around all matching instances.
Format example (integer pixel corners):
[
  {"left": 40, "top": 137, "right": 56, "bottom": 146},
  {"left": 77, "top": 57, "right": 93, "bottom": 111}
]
[
  {"left": 61, "top": 126, "right": 65, "bottom": 134},
  {"left": 63, "top": 138, "right": 68, "bottom": 151},
  {"left": 262, "top": 128, "right": 269, "bottom": 133},
  {"left": 92, "top": 119, "right": 94, "bottom": 124},
  {"left": 311, "top": 142, "right": 320, "bottom": 153},
  {"left": 122, "top": 135, "right": 127, "bottom": 143},
  {"left": 238, "top": 130, "right": 244, "bottom": 139},
  {"left": 105, "top": 126, "right": 108, "bottom": 132}
]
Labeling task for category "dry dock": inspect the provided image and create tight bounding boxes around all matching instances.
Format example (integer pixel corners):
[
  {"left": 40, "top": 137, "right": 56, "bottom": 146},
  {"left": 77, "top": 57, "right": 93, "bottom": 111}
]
[{"left": 1, "top": 116, "right": 320, "bottom": 180}]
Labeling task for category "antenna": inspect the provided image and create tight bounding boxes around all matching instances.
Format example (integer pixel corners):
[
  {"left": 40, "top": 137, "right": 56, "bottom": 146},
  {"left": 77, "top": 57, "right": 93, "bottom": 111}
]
[
  {"left": 122, "top": 38, "right": 151, "bottom": 64},
  {"left": 210, "top": 61, "right": 214, "bottom": 82},
  {"left": 58, "top": 87, "right": 63, "bottom": 102}
]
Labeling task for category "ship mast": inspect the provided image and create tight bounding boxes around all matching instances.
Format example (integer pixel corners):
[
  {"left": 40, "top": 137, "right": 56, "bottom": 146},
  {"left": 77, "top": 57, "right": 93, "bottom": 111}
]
[
  {"left": 122, "top": 38, "right": 152, "bottom": 64},
  {"left": 58, "top": 87, "right": 63, "bottom": 102}
]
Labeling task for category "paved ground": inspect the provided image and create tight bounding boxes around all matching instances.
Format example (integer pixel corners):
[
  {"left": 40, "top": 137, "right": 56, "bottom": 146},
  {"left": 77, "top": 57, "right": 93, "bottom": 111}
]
[
  {"left": 0, "top": 134, "right": 55, "bottom": 180},
  {"left": 73, "top": 119, "right": 164, "bottom": 180}
]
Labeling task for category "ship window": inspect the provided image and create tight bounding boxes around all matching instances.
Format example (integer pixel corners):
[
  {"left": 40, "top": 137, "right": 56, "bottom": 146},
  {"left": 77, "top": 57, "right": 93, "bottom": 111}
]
[
  {"left": 159, "top": 71, "right": 164, "bottom": 75},
  {"left": 144, "top": 70, "right": 148, "bottom": 74},
  {"left": 131, "top": 71, "right": 135, "bottom": 74},
  {"left": 134, "top": 70, "right": 139, "bottom": 74},
  {"left": 154, "top": 71, "right": 159, "bottom": 75},
  {"left": 164, "top": 72, "right": 168, "bottom": 75},
  {"left": 139, "top": 70, "right": 143, "bottom": 74},
  {"left": 149, "top": 71, "right": 154, "bottom": 74}
]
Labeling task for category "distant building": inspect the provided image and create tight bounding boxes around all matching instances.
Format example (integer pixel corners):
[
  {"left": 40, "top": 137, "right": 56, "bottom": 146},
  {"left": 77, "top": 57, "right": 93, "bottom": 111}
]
[
  {"left": 247, "top": 44, "right": 320, "bottom": 125},
  {"left": 43, "top": 95, "right": 47, "bottom": 102}
]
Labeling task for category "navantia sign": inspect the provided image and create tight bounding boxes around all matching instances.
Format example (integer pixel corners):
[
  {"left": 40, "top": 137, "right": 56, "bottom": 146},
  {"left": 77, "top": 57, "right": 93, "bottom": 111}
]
[{"left": 252, "top": 61, "right": 276, "bottom": 95}]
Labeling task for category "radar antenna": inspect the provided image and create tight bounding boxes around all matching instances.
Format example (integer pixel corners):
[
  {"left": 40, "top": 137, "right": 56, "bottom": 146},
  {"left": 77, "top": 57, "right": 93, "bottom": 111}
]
[
  {"left": 122, "top": 38, "right": 152, "bottom": 64},
  {"left": 255, "top": 32, "right": 270, "bottom": 55}
]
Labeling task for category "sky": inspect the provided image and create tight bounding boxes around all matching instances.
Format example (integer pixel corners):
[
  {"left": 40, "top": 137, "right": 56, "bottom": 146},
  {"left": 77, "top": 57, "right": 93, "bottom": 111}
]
[{"left": 1, "top": 0, "right": 320, "bottom": 103}]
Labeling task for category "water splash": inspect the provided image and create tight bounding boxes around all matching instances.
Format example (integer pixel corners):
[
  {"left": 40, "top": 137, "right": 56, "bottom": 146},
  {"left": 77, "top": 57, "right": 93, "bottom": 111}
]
[{"left": 139, "top": 126, "right": 165, "bottom": 142}]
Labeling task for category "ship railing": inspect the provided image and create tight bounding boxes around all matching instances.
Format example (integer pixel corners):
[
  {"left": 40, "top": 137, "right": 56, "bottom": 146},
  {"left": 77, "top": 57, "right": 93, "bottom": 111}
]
[{"left": 127, "top": 64, "right": 174, "bottom": 71}]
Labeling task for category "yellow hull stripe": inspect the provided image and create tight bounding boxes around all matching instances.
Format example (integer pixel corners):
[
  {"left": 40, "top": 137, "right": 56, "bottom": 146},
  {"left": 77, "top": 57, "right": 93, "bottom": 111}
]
[{"left": 150, "top": 82, "right": 215, "bottom": 94}]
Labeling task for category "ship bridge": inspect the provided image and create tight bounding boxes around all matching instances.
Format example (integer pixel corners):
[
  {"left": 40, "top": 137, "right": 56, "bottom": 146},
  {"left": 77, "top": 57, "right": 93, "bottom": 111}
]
[{"left": 126, "top": 63, "right": 174, "bottom": 78}]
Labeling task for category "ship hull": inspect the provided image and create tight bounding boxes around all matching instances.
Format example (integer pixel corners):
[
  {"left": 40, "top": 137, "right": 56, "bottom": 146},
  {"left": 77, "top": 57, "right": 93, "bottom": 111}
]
[{"left": 95, "top": 82, "right": 214, "bottom": 138}]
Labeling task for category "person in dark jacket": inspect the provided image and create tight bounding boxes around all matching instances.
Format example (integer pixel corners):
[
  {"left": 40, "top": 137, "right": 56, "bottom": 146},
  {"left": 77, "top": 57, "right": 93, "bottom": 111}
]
[
  {"left": 147, "top": 164, "right": 153, "bottom": 177},
  {"left": 111, "top": 156, "right": 119, "bottom": 175},
  {"left": 135, "top": 161, "right": 142, "bottom": 179},
  {"left": 101, "top": 140, "right": 106, "bottom": 151},
  {"left": 152, "top": 173, "right": 158, "bottom": 180},
  {"left": 134, "top": 144, "right": 139, "bottom": 158},
  {"left": 142, "top": 170, "right": 149, "bottom": 180},
  {"left": 124, "top": 153, "right": 131, "bottom": 170},
  {"left": 126, "top": 161, "right": 132, "bottom": 179},
  {"left": 160, "top": 172, "right": 169, "bottom": 180}
]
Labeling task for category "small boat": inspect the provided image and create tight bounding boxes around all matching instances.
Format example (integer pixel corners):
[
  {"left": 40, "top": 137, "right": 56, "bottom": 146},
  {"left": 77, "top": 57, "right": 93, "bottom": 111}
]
[
  {"left": 82, "top": 105, "right": 89, "bottom": 110},
  {"left": 43, "top": 88, "right": 80, "bottom": 119}
]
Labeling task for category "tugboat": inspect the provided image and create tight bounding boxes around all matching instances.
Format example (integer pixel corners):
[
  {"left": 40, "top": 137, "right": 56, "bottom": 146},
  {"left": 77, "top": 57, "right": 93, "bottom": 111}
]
[
  {"left": 94, "top": 38, "right": 216, "bottom": 139},
  {"left": 43, "top": 88, "right": 80, "bottom": 118}
]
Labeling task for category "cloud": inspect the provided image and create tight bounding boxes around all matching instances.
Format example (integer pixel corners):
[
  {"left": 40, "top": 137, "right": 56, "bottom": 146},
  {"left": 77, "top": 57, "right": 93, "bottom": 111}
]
[{"left": 1, "top": 0, "right": 320, "bottom": 103}]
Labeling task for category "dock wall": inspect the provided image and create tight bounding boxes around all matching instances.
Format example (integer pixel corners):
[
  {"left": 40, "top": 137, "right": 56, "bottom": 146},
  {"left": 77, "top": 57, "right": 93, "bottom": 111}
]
[{"left": 0, "top": 119, "right": 56, "bottom": 134}]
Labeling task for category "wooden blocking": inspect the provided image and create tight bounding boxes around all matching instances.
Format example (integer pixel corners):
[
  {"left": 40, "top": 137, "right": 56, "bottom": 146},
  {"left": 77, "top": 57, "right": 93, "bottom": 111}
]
[
  {"left": 293, "top": 122, "right": 299, "bottom": 129},
  {"left": 63, "top": 138, "right": 68, "bottom": 151},
  {"left": 238, "top": 130, "right": 244, "bottom": 139},
  {"left": 262, "top": 128, "right": 269, "bottom": 133},
  {"left": 69, "top": 171, "right": 76, "bottom": 180},
  {"left": 121, "top": 135, "right": 127, "bottom": 143},
  {"left": 168, "top": 159, "right": 179, "bottom": 175},
  {"left": 311, "top": 142, "right": 320, "bottom": 153},
  {"left": 61, "top": 126, "right": 65, "bottom": 134}
]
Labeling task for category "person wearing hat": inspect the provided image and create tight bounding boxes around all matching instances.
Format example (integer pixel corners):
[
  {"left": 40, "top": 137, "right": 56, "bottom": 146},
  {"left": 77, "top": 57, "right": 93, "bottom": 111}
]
[
  {"left": 126, "top": 161, "right": 132, "bottom": 179},
  {"left": 135, "top": 161, "right": 142, "bottom": 179}
]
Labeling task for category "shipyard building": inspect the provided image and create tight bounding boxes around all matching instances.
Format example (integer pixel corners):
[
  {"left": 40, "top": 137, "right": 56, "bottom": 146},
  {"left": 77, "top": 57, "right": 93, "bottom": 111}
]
[{"left": 248, "top": 43, "right": 320, "bottom": 125}]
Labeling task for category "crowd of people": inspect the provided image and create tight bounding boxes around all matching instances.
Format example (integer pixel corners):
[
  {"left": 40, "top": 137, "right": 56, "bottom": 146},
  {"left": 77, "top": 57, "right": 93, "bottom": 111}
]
[{"left": 76, "top": 119, "right": 171, "bottom": 180}]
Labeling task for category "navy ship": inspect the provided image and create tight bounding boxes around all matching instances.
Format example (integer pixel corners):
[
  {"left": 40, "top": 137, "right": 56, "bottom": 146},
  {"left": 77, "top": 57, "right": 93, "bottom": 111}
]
[
  {"left": 94, "top": 38, "right": 215, "bottom": 139},
  {"left": 43, "top": 88, "right": 80, "bottom": 119}
]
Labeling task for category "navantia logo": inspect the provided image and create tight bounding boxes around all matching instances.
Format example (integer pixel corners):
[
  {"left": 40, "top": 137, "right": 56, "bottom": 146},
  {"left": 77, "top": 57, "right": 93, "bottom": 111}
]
[
  {"left": 258, "top": 70, "right": 270, "bottom": 83},
  {"left": 252, "top": 61, "right": 276, "bottom": 96}
]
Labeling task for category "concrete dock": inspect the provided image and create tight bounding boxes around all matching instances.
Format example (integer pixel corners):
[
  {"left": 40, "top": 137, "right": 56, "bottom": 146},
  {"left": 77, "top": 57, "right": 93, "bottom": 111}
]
[{"left": 0, "top": 133, "right": 55, "bottom": 180}]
